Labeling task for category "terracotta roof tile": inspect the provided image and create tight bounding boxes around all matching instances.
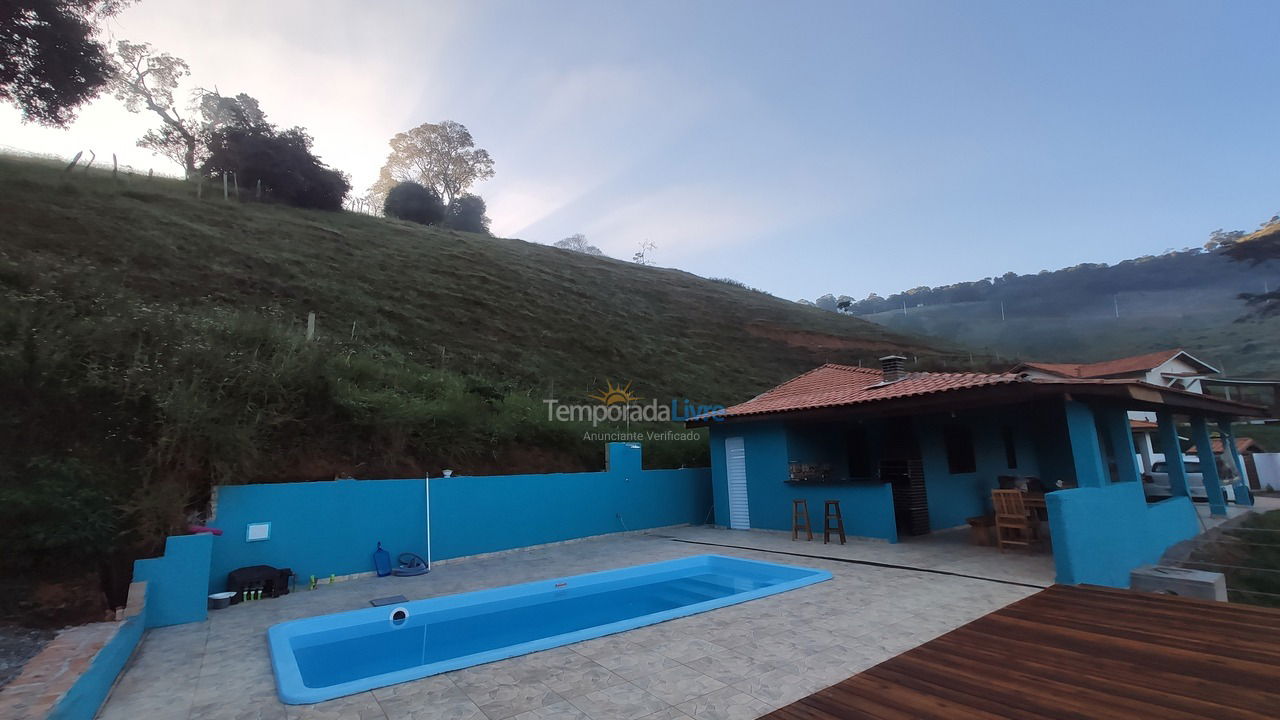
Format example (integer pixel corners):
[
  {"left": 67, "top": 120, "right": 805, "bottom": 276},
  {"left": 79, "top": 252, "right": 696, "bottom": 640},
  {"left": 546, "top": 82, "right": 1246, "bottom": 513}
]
[
  {"left": 1017, "top": 348, "right": 1217, "bottom": 379},
  {"left": 1189, "top": 437, "right": 1265, "bottom": 455},
  {"left": 713, "top": 363, "right": 1024, "bottom": 419}
]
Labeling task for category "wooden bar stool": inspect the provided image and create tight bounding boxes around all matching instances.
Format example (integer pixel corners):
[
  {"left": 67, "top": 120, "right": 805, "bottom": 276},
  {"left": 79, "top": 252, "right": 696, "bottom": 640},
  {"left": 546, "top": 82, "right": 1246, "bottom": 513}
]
[
  {"left": 791, "top": 499, "right": 813, "bottom": 541},
  {"left": 823, "top": 500, "right": 846, "bottom": 545}
]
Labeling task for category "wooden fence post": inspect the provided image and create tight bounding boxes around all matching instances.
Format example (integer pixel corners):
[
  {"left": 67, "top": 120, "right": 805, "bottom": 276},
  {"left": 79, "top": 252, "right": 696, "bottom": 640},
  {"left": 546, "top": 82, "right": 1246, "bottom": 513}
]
[
  {"left": 306, "top": 312, "right": 316, "bottom": 341},
  {"left": 64, "top": 151, "right": 83, "bottom": 172},
  {"left": 223, "top": 172, "right": 229, "bottom": 200},
  {"left": 83, "top": 150, "right": 95, "bottom": 171}
]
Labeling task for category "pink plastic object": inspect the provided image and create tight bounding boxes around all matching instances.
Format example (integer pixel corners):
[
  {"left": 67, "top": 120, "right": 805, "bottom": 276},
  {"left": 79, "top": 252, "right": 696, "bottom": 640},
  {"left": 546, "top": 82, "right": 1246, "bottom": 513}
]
[{"left": 189, "top": 524, "right": 224, "bottom": 536}]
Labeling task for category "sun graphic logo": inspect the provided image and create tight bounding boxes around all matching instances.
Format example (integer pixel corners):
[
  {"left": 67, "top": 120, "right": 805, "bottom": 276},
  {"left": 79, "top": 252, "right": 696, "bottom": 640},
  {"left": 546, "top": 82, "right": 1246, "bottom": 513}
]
[{"left": 588, "top": 380, "right": 641, "bottom": 406}]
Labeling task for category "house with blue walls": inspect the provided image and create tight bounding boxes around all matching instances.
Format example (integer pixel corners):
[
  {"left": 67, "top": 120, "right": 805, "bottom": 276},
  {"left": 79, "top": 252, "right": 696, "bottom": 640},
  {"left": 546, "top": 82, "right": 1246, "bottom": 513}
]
[{"left": 688, "top": 355, "right": 1264, "bottom": 586}]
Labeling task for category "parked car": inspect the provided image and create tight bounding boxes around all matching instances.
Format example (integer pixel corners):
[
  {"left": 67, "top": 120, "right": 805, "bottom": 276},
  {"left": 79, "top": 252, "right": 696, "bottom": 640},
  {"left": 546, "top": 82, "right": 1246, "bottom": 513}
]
[{"left": 1143, "top": 459, "right": 1236, "bottom": 501}]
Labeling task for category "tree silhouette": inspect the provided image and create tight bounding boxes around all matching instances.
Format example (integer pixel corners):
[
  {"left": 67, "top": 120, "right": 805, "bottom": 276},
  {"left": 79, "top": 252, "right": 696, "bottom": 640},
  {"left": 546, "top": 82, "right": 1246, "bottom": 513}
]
[{"left": 0, "top": 0, "right": 124, "bottom": 126}]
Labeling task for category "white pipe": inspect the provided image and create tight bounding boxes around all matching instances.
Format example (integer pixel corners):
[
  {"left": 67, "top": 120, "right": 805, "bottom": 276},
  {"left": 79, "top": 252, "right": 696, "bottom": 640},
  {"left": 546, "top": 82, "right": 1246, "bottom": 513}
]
[{"left": 424, "top": 474, "right": 432, "bottom": 571}]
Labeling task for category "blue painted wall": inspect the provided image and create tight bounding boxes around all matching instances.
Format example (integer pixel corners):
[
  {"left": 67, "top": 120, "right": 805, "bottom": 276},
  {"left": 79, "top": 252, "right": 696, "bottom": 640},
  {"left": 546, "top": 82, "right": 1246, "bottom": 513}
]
[
  {"left": 915, "top": 407, "right": 1042, "bottom": 530},
  {"left": 708, "top": 420, "right": 789, "bottom": 532},
  {"left": 132, "top": 533, "right": 213, "bottom": 628},
  {"left": 430, "top": 443, "right": 710, "bottom": 559},
  {"left": 209, "top": 443, "right": 710, "bottom": 591},
  {"left": 209, "top": 477, "right": 429, "bottom": 593},
  {"left": 1047, "top": 481, "right": 1200, "bottom": 587},
  {"left": 709, "top": 421, "right": 898, "bottom": 541},
  {"left": 48, "top": 586, "right": 148, "bottom": 720}
]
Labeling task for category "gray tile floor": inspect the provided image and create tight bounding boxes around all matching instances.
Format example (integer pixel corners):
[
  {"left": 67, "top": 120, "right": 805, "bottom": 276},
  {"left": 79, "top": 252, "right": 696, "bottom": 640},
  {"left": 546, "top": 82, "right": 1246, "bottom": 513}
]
[{"left": 99, "top": 527, "right": 1050, "bottom": 720}]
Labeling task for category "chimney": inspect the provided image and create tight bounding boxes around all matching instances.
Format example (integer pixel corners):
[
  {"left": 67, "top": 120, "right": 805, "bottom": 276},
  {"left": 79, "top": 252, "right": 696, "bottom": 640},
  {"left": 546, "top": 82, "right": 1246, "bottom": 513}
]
[{"left": 880, "top": 355, "right": 907, "bottom": 383}]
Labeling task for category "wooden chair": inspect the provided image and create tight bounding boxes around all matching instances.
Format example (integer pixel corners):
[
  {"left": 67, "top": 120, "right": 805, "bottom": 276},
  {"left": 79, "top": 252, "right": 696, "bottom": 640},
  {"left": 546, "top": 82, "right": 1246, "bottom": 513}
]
[
  {"left": 991, "top": 489, "right": 1039, "bottom": 552},
  {"left": 791, "top": 499, "right": 813, "bottom": 541},
  {"left": 823, "top": 500, "right": 846, "bottom": 545}
]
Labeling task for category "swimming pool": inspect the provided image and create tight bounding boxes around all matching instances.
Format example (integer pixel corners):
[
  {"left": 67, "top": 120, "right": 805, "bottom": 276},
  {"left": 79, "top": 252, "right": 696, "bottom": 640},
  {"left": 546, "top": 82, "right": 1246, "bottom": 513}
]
[{"left": 268, "top": 554, "right": 830, "bottom": 703}]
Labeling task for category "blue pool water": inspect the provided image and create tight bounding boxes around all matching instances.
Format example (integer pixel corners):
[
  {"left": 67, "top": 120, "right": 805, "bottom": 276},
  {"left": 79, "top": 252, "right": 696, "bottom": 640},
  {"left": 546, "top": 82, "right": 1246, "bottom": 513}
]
[{"left": 269, "top": 554, "right": 830, "bottom": 703}]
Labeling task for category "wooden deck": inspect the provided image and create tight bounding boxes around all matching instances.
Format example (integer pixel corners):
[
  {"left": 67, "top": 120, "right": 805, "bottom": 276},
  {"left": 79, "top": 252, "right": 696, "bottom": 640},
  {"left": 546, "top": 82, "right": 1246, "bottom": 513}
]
[{"left": 765, "top": 584, "right": 1280, "bottom": 719}]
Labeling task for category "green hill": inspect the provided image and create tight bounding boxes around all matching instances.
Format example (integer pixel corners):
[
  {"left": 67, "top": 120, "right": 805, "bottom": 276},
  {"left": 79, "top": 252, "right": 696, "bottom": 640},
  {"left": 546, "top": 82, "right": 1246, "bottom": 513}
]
[
  {"left": 0, "top": 154, "right": 955, "bottom": 608},
  {"left": 826, "top": 248, "right": 1280, "bottom": 376}
]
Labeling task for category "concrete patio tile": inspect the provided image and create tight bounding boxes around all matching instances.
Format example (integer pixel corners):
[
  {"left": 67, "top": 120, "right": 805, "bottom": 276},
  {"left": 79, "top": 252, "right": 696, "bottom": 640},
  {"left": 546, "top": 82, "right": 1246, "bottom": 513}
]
[
  {"left": 630, "top": 666, "right": 726, "bottom": 705},
  {"left": 283, "top": 692, "right": 387, "bottom": 720},
  {"left": 644, "top": 638, "right": 728, "bottom": 664},
  {"left": 538, "top": 658, "right": 626, "bottom": 698},
  {"left": 637, "top": 710, "right": 695, "bottom": 720},
  {"left": 370, "top": 675, "right": 484, "bottom": 719},
  {"left": 732, "top": 667, "right": 823, "bottom": 707},
  {"left": 572, "top": 636, "right": 641, "bottom": 660},
  {"left": 468, "top": 680, "right": 563, "bottom": 720},
  {"left": 510, "top": 699, "right": 592, "bottom": 719},
  {"left": 566, "top": 683, "right": 670, "bottom": 720},
  {"left": 588, "top": 647, "right": 683, "bottom": 681},
  {"left": 190, "top": 680, "right": 283, "bottom": 720},
  {"left": 450, "top": 660, "right": 545, "bottom": 696},
  {"left": 681, "top": 649, "right": 776, "bottom": 685},
  {"left": 675, "top": 687, "right": 770, "bottom": 720}
]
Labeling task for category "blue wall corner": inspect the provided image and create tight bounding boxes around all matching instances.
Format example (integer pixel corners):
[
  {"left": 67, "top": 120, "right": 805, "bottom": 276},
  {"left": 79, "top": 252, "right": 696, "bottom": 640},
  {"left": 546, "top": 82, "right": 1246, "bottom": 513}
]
[
  {"left": 208, "top": 477, "right": 429, "bottom": 593},
  {"left": 1047, "top": 482, "right": 1199, "bottom": 587},
  {"left": 133, "top": 533, "right": 213, "bottom": 628}
]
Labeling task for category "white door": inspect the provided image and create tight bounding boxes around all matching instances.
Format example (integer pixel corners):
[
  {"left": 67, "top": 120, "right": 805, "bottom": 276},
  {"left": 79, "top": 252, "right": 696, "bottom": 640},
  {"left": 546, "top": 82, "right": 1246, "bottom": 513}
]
[{"left": 725, "top": 436, "right": 750, "bottom": 529}]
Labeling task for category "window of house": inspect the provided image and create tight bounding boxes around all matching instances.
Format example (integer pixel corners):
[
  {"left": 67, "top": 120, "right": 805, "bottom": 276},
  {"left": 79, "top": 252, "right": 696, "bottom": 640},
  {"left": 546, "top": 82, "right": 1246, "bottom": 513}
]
[
  {"left": 943, "top": 424, "right": 977, "bottom": 474},
  {"left": 1002, "top": 427, "right": 1018, "bottom": 469}
]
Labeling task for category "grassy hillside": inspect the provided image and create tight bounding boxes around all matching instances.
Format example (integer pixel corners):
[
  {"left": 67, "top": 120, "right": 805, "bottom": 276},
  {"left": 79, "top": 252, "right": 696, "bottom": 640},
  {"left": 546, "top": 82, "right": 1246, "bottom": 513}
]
[{"left": 0, "top": 154, "right": 955, "bottom": 617}]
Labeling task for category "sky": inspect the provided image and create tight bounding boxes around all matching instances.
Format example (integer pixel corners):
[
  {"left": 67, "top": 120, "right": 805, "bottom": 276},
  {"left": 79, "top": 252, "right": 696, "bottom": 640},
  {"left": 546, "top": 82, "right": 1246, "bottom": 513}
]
[{"left": 4, "top": 0, "right": 1280, "bottom": 301}]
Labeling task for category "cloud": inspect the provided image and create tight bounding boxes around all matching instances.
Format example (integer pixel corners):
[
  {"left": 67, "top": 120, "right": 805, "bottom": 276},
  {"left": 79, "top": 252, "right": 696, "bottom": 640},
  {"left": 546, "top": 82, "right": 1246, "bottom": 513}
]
[
  {"left": 479, "top": 63, "right": 720, "bottom": 236},
  {"left": 581, "top": 183, "right": 833, "bottom": 262}
]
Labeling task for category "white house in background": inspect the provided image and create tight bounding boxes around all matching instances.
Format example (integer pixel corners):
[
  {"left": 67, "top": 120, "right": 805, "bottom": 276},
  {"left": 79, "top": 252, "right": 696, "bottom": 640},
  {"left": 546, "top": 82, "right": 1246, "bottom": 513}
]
[
  {"left": 1012, "top": 348, "right": 1220, "bottom": 400},
  {"left": 1011, "top": 349, "right": 1222, "bottom": 474}
]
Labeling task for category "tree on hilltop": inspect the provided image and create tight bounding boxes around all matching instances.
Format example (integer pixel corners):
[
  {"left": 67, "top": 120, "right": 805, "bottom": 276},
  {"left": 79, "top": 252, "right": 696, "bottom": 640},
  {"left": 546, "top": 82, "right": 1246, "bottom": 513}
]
[
  {"left": 383, "top": 182, "right": 445, "bottom": 225},
  {"left": 554, "top": 234, "right": 603, "bottom": 256},
  {"left": 370, "top": 121, "right": 495, "bottom": 206},
  {"left": 109, "top": 40, "right": 203, "bottom": 177},
  {"left": 444, "top": 194, "right": 491, "bottom": 234}
]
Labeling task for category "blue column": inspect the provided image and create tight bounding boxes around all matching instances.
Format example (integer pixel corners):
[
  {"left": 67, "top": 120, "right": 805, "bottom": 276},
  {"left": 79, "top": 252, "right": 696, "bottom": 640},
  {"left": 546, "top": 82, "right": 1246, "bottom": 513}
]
[
  {"left": 606, "top": 441, "right": 643, "bottom": 475},
  {"left": 1098, "top": 407, "right": 1141, "bottom": 484},
  {"left": 1217, "top": 419, "right": 1254, "bottom": 507},
  {"left": 1155, "top": 411, "right": 1190, "bottom": 498},
  {"left": 1064, "top": 400, "right": 1107, "bottom": 488},
  {"left": 1189, "top": 416, "right": 1227, "bottom": 516}
]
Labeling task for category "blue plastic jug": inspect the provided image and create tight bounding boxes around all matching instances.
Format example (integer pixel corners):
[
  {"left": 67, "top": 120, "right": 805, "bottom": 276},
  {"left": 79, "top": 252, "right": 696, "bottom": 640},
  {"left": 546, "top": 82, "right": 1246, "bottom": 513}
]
[{"left": 373, "top": 542, "right": 392, "bottom": 577}]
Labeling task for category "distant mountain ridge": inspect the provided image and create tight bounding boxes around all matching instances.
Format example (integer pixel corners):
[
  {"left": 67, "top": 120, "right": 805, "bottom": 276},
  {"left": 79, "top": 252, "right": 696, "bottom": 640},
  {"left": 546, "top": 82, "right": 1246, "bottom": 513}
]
[{"left": 811, "top": 245, "right": 1280, "bottom": 376}]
